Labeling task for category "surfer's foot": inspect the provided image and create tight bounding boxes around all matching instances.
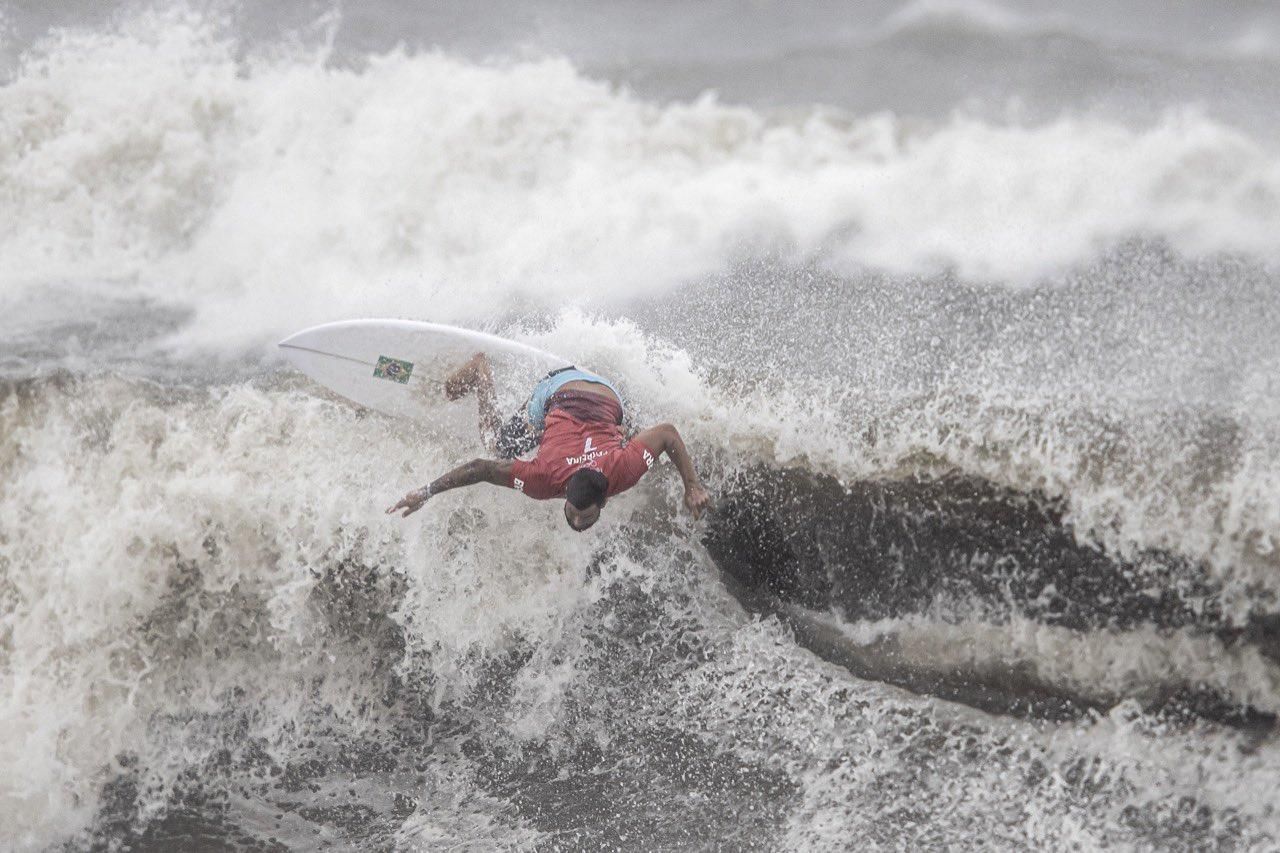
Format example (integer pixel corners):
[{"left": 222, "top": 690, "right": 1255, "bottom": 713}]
[{"left": 444, "top": 352, "right": 492, "bottom": 400}]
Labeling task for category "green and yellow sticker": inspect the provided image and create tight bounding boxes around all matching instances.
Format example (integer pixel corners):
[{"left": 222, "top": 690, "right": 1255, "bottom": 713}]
[{"left": 373, "top": 356, "right": 414, "bottom": 384}]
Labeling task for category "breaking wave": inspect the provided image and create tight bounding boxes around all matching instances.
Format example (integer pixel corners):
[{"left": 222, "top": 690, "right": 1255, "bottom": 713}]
[
  {"left": 2, "top": 7, "right": 1279, "bottom": 359},
  {"left": 4, "top": 6, "right": 1280, "bottom": 850}
]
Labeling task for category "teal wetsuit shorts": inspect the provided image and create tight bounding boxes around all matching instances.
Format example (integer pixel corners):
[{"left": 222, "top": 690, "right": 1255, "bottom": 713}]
[{"left": 526, "top": 367, "right": 622, "bottom": 431}]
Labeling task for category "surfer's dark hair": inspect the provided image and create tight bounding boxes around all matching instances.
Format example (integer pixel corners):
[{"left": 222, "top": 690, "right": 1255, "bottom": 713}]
[{"left": 566, "top": 469, "right": 608, "bottom": 510}]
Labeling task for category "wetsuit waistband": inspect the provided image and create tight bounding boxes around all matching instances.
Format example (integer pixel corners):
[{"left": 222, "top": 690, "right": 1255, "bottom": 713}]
[{"left": 545, "top": 390, "right": 623, "bottom": 425}]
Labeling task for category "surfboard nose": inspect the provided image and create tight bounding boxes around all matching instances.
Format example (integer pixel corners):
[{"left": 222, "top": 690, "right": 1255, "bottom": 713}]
[
  {"left": 278, "top": 320, "right": 357, "bottom": 350},
  {"left": 278, "top": 325, "right": 323, "bottom": 351}
]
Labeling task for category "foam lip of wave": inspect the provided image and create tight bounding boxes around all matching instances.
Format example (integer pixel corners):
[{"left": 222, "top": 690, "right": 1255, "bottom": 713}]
[
  {"left": 820, "top": 609, "right": 1280, "bottom": 721},
  {"left": 878, "top": 0, "right": 1037, "bottom": 36},
  {"left": 1230, "top": 26, "right": 1280, "bottom": 59},
  {"left": 875, "top": 0, "right": 1280, "bottom": 65}
]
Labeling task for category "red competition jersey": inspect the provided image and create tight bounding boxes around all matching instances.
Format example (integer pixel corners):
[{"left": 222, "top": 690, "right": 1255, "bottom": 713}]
[{"left": 510, "top": 409, "right": 655, "bottom": 500}]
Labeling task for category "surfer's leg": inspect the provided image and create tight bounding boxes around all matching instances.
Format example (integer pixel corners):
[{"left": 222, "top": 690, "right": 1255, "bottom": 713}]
[
  {"left": 444, "top": 353, "right": 503, "bottom": 450},
  {"left": 444, "top": 353, "right": 491, "bottom": 400}
]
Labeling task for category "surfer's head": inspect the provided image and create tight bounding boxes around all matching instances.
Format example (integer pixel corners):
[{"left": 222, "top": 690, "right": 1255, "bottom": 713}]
[{"left": 564, "top": 469, "right": 608, "bottom": 531}]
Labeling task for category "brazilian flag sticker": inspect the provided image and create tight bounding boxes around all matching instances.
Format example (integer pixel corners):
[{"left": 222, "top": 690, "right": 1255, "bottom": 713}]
[{"left": 373, "top": 356, "right": 414, "bottom": 384}]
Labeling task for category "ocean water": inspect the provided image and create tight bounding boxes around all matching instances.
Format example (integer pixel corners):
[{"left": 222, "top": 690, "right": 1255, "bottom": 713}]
[{"left": 2, "top": 1, "right": 1280, "bottom": 849}]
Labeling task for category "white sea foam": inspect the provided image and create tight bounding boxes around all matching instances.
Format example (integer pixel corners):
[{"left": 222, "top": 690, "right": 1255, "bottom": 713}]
[
  {"left": 2, "top": 9, "right": 1279, "bottom": 356},
  {"left": 4, "top": 331, "right": 1279, "bottom": 847},
  {"left": 0, "top": 372, "right": 642, "bottom": 846}
]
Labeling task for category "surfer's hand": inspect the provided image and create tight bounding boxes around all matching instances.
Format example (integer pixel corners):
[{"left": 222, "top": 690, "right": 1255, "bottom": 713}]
[
  {"left": 386, "top": 486, "right": 431, "bottom": 518},
  {"left": 684, "top": 484, "right": 713, "bottom": 520}
]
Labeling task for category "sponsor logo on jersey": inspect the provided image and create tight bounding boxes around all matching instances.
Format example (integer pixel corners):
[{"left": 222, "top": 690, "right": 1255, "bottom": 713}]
[
  {"left": 642, "top": 448, "right": 654, "bottom": 468},
  {"left": 564, "top": 449, "right": 608, "bottom": 466},
  {"left": 513, "top": 477, "right": 525, "bottom": 493}
]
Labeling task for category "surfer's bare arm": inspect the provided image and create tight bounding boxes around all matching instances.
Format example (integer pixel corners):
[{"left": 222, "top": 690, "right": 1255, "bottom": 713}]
[
  {"left": 385, "top": 458, "right": 514, "bottom": 517},
  {"left": 444, "top": 353, "right": 503, "bottom": 452},
  {"left": 634, "top": 423, "right": 713, "bottom": 520}
]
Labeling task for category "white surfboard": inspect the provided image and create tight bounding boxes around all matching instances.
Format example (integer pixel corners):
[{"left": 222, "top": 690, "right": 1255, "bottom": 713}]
[{"left": 278, "top": 319, "right": 572, "bottom": 422}]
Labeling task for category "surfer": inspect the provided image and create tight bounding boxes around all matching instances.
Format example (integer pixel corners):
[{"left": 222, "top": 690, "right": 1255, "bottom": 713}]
[{"left": 386, "top": 353, "right": 712, "bottom": 531}]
